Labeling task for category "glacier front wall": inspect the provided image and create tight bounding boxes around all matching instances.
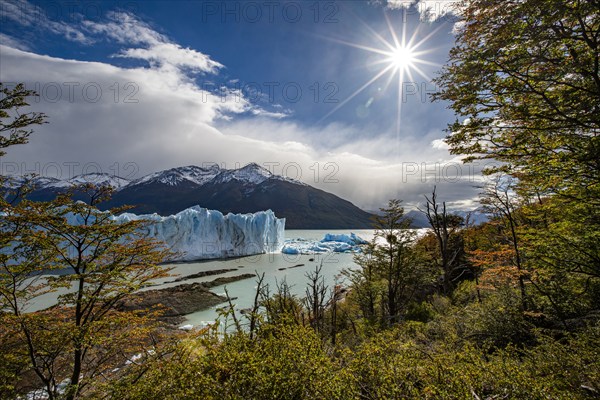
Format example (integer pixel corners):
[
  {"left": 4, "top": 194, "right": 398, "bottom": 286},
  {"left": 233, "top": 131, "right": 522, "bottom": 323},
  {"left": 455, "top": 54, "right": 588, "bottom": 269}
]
[{"left": 116, "top": 206, "right": 286, "bottom": 261}]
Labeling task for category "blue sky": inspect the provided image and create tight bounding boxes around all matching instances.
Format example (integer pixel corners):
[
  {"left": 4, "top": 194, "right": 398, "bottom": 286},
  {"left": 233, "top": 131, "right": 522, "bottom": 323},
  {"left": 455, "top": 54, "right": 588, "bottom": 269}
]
[{"left": 0, "top": 0, "right": 484, "bottom": 210}]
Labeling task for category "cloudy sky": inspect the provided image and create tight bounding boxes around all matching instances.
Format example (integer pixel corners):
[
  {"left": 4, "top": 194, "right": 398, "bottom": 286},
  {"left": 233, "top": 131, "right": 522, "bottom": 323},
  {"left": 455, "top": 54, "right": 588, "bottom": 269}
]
[{"left": 0, "top": 0, "right": 486, "bottom": 211}]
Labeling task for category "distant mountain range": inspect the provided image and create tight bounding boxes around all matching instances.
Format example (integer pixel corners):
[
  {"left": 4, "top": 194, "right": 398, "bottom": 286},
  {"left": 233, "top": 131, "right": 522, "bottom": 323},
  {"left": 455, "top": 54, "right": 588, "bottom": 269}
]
[
  {"left": 402, "top": 210, "right": 488, "bottom": 228},
  {"left": 3, "top": 163, "right": 375, "bottom": 229},
  {"left": 365, "top": 205, "right": 488, "bottom": 228}
]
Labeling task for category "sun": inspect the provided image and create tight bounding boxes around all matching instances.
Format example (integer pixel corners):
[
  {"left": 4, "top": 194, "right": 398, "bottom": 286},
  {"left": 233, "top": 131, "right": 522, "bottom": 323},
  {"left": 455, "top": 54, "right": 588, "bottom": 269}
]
[
  {"left": 386, "top": 45, "right": 416, "bottom": 71},
  {"left": 318, "top": 12, "right": 442, "bottom": 142}
]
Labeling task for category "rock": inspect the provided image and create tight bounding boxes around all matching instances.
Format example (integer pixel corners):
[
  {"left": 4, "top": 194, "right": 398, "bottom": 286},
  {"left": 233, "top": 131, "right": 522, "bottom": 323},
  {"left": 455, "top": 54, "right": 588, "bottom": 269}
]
[
  {"left": 203, "top": 274, "right": 255, "bottom": 288},
  {"left": 166, "top": 268, "right": 237, "bottom": 283},
  {"left": 119, "top": 282, "right": 226, "bottom": 318},
  {"left": 118, "top": 274, "right": 255, "bottom": 324}
]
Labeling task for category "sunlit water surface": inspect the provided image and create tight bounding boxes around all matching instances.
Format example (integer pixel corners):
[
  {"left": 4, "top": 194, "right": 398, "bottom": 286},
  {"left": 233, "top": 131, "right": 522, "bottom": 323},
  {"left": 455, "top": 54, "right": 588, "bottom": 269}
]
[
  {"left": 24, "top": 230, "right": 380, "bottom": 326},
  {"left": 162, "top": 229, "right": 376, "bottom": 327}
]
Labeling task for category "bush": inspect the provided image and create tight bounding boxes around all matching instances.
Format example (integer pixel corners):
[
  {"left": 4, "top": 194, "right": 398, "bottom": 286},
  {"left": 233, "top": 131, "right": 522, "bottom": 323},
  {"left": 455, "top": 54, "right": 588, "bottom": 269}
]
[{"left": 109, "top": 323, "right": 350, "bottom": 400}]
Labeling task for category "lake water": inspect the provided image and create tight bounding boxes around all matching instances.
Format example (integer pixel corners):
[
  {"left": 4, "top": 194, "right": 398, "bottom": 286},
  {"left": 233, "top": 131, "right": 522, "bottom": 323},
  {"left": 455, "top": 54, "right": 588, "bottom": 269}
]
[
  {"left": 21, "top": 230, "right": 376, "bottom": 323},
  {"left": 158, "top": 229, "right": 375, "bottom": 328}
]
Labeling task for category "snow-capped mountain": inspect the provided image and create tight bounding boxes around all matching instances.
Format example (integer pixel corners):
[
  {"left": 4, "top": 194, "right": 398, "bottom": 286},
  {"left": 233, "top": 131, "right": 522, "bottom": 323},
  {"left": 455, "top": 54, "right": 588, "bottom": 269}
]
[
  {"left": 2, "top": 163, "right": 374, "bottom": 229},
  {"left": 66, "top": 173, "right": 130, "bottom": 189},
  {"left": 6, "top": 163, "right": 302, "bottom": 192},
  {"left": 130, "top": 165, "right": 221, "bottom": 187},
  {"left": 3, "top": 173, "right": 129, "bottom": 191},
  {"left": 213, "top": 163, "right": 272, "bottom": 185}
]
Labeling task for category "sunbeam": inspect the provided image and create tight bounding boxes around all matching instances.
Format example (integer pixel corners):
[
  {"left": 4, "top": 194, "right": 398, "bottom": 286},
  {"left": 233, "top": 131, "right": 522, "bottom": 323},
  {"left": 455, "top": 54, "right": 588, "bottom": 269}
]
[{"left": 319, "top": 11, "right": 442, "bottom": 156}]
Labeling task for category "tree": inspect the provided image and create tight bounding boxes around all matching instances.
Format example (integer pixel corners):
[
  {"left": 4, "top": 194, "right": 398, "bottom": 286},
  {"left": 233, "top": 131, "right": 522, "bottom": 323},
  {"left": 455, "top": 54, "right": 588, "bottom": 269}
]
[
  {"left": 0, "top": 82, "right": 46, "bottom": 157},
  {"left": 1, "top": 188, "right": 171, "bottom": 399},
  {"left": 479, "top": 174, "right": 529, "bottom": 310},
  {"left": 434, "top": 1, "right": 600, "bottom": 324},
  {"left": 0, "top": 83, "right": 172, "bottom": 399},
  {"left": 0, "top": 82, "right": 50, "bottom": 396},
  {"left": 260, "top": 279, "right": 304, "bottom": 327},
  {"left": 434, "top": 0, "right": 600, "bottom": 204},
  {"left": 346, "top": 243, "right": 380, "bottom": 329},
  {"left": 0, "top": 82, "right": 47, "bottom": 204},
  {"left": 345, "top": 200, "right": 427, "bottom": 329},
  {"left": 420, "top": 187, "right": 468, "bottom": 295},
  {"left": 374, "top": 200, "right": 419, "bottom": 326},
  {"left": 302, "top": 264, "right": 328, "bottom": 335}
]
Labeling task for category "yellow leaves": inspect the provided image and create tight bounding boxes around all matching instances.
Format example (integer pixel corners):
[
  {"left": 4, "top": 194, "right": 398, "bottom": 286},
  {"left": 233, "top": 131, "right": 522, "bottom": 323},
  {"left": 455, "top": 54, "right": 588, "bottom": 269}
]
[
  {"left": 479, "top": 265, "right": 526, "bottom": 291},
  {"left": 0, "top": 187, "right": 177, "bottom": 399},
  {"left": 101, "top": 317, "right": 600, "bottom": 400},
  {"left": 469, "top": 247, "right": 515, "bottom": 269},
  {"left": 468, "top": 246, "right": 528, "bottom": 291}
]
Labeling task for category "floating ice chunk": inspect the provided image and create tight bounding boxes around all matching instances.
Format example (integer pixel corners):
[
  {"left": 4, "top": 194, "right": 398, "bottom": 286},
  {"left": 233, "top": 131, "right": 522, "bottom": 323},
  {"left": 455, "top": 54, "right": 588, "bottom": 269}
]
[
  {"left": 178, "top": 324, "right": 194, "bottom": 331},
  {"left": 321, "top": 233, "right": 368, "bottom": 245},
  {"left": 281, "top": 244, "right": 300, "bottom": 255},
  {"left": 282, "top": 232, "right": 368, "bottom": 255}
]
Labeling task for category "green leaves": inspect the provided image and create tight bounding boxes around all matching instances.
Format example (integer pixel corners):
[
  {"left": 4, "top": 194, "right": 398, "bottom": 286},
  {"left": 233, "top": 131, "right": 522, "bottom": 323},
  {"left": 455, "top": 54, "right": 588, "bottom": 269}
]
[
  {"left": 433, "top": 0, "right": 600, "bottom": 344},
  {"left": 109, "top": 323, "right": 350, "bottom": 400},
  {"left": 0, "top": 185, "right": 172, "bottom": 399},
  {"left": 0, "top": 83, "right": 47, "bottom": 157},
  {"left": 435, "top": 0, "right": 600, "bottom": 201}
]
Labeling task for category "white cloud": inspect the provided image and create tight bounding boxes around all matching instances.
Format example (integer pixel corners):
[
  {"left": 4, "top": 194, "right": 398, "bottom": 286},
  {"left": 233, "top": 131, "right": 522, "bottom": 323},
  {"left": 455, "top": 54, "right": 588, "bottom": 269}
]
[
  {"left": 81, "top": 11, "right": 165, "bottom": 46},
  {"left": 116, "top": 43, "right": 222, "bottom": 73},
  {"left": 84, "top": 12, "right": 223, "bottom": 75},
  {"left": 250, "top": 110, "right": 289, "bottom": 119},
  {"left": 2, "top": 3, "right": 221, "bottom": 75},
  {"left": 386, "top": 0, "right": 462, "bottom": 22},
  {"left": 0, "top": 32, "right": 29, "bottom": 51},
  {"left": 0, "top": 44, "right": 482, "bottom": 210},
  {"left": 0, "top": 3, "right": 482, "bottom": 210},
  {"left": 1, "top": 0, "right": 90, "bottom": 44},
  {"left": 431, "top": 138, "right": 449, "bottom": 150},
  {"left": 217, "top": 118, "right": 484, "bottom": 209},
  {"left": 1, "top": 4, "right": 285, "bottom": 120}
]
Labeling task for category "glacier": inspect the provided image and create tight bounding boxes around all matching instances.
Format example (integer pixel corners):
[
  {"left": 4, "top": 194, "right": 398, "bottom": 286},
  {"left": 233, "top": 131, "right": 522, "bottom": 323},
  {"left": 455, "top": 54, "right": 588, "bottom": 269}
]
[{"left": 114, "top": 206, "right": 286, "bottom": 261}]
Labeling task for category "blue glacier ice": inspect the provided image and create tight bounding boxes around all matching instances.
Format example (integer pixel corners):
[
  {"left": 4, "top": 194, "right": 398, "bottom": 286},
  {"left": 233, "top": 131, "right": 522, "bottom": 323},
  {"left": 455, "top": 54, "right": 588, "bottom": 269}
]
[
  {"left": 282, "top": 232, "right": 368, "bottom": 255},
  {"left": 320, "top": 233, "right": 368, "bottom": 245},
  {"left": 114, "top": 206, "right": 286, "bottom": 261}
]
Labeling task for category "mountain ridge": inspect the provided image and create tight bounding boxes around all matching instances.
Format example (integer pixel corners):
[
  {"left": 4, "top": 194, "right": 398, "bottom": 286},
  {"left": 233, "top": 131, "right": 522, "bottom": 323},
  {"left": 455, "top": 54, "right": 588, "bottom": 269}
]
[{"left": 4, "top": 163, "right": 375, "bottom": 229}]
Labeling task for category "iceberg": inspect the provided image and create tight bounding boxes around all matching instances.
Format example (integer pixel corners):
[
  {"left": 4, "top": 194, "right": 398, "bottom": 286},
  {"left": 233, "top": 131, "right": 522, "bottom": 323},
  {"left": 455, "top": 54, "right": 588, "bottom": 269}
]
[
  {"left": 320, "top": 233, "right": 368, "bottom": 245},
  {"left": 115, "top": 206, "right": 285, "bottom": 261},
  {"left": 282, "top": 232, "right": 368, "bottom": 255}
]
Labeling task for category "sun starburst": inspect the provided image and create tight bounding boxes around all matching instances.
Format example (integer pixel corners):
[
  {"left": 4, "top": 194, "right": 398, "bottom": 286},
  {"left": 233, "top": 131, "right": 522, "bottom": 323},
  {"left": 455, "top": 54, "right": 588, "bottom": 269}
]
[
  {"left": 319, "top": 12, "right": 443, "bottom": 151},
  {"left": 386, "top": 45, "right": 417, "bottom": 71}
]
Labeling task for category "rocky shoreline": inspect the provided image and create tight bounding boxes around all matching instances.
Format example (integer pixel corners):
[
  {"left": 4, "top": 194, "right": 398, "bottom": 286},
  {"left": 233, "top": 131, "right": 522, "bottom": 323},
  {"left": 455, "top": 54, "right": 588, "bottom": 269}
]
[{"left": 118, "top": 273, "right": 256, "bottom": 325}]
